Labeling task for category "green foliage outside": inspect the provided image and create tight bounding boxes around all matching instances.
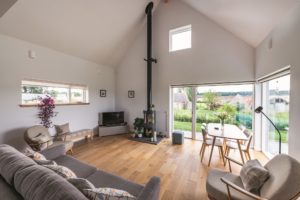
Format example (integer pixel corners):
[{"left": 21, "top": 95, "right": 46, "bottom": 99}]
[{"left": 174, "top": 91, "right": 289, "bottom": 143}]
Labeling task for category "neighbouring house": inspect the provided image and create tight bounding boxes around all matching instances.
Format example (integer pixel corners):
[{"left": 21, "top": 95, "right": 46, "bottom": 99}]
[{"left": 173, "top": 92, "right": 191, "bottom": 110}]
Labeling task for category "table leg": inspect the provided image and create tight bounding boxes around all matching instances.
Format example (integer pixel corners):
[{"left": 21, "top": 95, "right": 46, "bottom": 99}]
[
  {"left": 237, "top": 139, "right": 245, "bottom": 164},
  {"left": 208, "top": 136, "right": 216, "bottom": 167}
]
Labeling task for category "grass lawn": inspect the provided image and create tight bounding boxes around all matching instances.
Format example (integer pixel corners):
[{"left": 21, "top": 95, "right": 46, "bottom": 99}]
[{"left": 174, "top": 121, "right": 201, "bottom": 132}]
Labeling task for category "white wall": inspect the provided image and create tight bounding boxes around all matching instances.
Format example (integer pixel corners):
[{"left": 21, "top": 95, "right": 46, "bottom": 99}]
[
  {"left": 115, "top": 0, "right": 254, "bottom": 134},
  {"left": 0, "top": 34, "right": 115, "bottom": 149},
  {"left": 256, "top": 4, "right": 300, "bottom": 161}
]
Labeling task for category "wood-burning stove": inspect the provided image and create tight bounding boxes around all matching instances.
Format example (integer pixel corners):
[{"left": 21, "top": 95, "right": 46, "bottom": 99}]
[{"left": 143, "top": 2, "right": 157, "bottom": 137}]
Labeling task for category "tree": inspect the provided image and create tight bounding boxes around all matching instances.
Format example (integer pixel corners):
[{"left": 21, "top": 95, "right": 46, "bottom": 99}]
[
  {"left": 218, "top": 103, "right": 237, "bottom": 118},
  {"left": 184, "top": 88, "right": 193, "bottom": 102},
  {"left": 203, "top": 90, "right": 219, "bottom": 110}
]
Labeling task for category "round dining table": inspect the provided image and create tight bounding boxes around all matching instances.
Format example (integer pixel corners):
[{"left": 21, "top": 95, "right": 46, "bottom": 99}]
[{"left": 207, "top": 123, "right": 248, "bottom": 167}]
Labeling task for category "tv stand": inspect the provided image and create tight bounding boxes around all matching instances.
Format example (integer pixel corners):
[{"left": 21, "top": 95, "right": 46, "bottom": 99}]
[{"left": 98, "top": 124, "right": 128, "bottom": 137}]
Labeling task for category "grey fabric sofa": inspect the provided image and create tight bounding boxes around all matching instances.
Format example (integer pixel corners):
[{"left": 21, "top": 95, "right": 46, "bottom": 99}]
[{"left": 0, "top": 144, "right": 160, "bottom": 200}]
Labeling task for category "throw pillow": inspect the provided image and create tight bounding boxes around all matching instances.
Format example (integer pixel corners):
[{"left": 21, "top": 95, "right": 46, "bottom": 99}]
[
  {"left": 55, "top": 123, "right": 70, "bottom": 141},
  {"left": 23, "top": 147, "right": 47, "bottom": 161},
  {"left": 34, "top": 159, "right": 57, "bottom": 166},
  {"left": 85, "top": 188, "right": 136, "bottom": 200},
  {"left": 240, "top": 159, "right": 270, "bottom": 194},
  {"left": 68, "top": 178, "right": 95, "bottom": 197},
  {"left": 44, "top": 164, "right": 77, "bottom": 179}
]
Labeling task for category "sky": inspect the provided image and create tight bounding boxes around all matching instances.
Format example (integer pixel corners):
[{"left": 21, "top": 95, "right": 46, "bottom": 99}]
[{"left": 197, "top": 84, "right": 253, "bottom": 93}]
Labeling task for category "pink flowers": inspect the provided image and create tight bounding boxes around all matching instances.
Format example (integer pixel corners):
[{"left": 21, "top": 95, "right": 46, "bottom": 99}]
[{"left": 37, "top": 95, "right": 57, "bottom": 128}]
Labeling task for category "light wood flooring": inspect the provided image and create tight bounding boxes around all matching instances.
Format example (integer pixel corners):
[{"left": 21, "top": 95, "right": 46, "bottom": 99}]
[{"left": 73, "top": 134, "right": 268, "bottom": 200}]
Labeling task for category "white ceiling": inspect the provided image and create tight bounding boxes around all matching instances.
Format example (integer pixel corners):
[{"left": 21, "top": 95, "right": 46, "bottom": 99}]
[
  {"left": 0, "top": 0, "right": 160, "bottom": 67},
  {"left": 0, "top": 0, "right": 298, "bottom": 67},
  {"left": 183, "top": 0, "right": 299, "bottom": 47}
]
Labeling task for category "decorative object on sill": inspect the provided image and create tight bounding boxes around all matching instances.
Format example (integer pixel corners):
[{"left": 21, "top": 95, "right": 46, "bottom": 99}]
[
  {"left": 128, "top": 90, "right": 135, "bottom": 98},
  {"left": 100, "top": 89, "right": 106, "bottom": 97},
  {"left": 37, "top": 95, "right": 57, "bottom": 128},
  {"left": 255, "top": 106, "right": 282, "bottom": 154}
]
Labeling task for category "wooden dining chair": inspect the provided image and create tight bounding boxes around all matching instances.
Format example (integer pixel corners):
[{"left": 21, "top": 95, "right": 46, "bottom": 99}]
[
  {"left": 224, "top": 132, "right": 253, "bottom": 162},
  {"left": 200, "top": 127, "right": 225, "bottom": 163}
]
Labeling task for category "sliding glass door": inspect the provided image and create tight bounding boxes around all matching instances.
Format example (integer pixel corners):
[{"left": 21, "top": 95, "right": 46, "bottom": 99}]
[
  {"left": 172, "top": 87, "right": 193, "bottom": 139},
  {"left": 172, "top": 83, "right": 254, "bottom": 141},
  {"left": 262, "top": 75, "right": 290, "bottom": 155}
]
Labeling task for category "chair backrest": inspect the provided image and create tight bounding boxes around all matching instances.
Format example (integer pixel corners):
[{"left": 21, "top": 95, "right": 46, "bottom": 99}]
[
  {"left": 24, "top": 125, "right": 52, "bottom": 151},
  {"left": 245, "top": 132, "right": 253, "bottom": 150},
  {"left": 261, "top": 154, "right": 300, "bottom": 200},
  {"left": 201, "top": 126, "right": 208, "bottom": 143}
]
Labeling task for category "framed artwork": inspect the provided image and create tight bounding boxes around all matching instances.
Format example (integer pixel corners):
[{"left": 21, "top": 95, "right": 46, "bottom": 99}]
[
  {"left": 100, "top": 90, "right": 106, "bottom": 97},
  {"left": 128, "top": 90, "right": 135, "bottom": 98}
]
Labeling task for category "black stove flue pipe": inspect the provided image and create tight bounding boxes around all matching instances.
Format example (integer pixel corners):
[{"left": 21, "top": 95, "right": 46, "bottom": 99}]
[{"left": 145, "top": 2, "right": 157, "bottom": 111}]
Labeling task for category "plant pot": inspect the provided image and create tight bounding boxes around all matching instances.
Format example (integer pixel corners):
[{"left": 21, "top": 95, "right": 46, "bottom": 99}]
[
  {"left": 138, "top": 134, "right": 143, "bottom": 138},
  {"left": 130, "top": 134, "right": 136, "bottom": 138}
]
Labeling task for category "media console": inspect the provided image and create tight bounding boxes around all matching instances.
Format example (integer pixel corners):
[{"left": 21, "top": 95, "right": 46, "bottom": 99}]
[{"left": 98, "top": 124, "right": 129, "bottom": 137}]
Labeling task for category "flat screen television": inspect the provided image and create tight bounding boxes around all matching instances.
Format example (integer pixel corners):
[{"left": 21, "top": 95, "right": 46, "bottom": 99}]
[{"left": 102, "top": 112, "right": 124, "bottom": 126}]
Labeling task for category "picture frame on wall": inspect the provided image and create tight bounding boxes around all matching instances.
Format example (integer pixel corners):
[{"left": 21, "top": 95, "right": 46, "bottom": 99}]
[
  {"left": 128, "top": 90, "right": 135, "bottom": 98},
  {"left": 100, "top": 90, "right": 106, "bottom": 97}
]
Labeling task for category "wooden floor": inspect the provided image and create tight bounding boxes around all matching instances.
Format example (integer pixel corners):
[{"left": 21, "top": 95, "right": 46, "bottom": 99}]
[{"left": 73, "top": 135, "right": 268, "bottom": 200}]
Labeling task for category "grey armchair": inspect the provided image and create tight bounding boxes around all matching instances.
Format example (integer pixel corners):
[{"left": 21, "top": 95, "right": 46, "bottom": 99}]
[
  {"left": 24, "top": 125, "right": 73, "bottom": 153},
  {"left": 206, "top": 154, "right": 300, "bottom": 200}
]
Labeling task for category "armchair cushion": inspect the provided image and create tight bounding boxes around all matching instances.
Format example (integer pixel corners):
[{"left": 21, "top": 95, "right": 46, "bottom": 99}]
[
  {"left": 206, "top": 169, "right": 253, "bottom": 200},
  {"left": 240, "top": 159, "right": 269, "bottom": 194},
  {"left": 55, "top": 123, "right": 70, "bottom": 141}
]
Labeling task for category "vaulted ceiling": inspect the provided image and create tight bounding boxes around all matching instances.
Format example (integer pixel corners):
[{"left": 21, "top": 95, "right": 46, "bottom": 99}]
[
  {"left": 0, "top": 0, "right": 298, "bottom": 67},
  {"left": 183, "top": 0, "right": 299, "bottom": 47}
]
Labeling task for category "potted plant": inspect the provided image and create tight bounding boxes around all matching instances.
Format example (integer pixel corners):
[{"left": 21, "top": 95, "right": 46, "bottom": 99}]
[
  {"left": 37, "top": 95, "right": 57, "bottom": 128},
  {"left": 133, "top": 118, "right": 144, "bottom": 138},
  {"left": 137, "top": 130, "right": 143, "bottom": 138},
  {"left": 129, "top": 130, "right": 136, "bottom": 138}
]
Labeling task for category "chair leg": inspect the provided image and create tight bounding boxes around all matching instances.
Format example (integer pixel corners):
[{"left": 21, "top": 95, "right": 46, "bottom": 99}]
[
  {"left": 224, "top": 148, "right": 231, "bottom": 166},
  {"left": 201, "top": 146, "right": 206, "bottom": 162},
  {"left": 247, "top": 151, "right": 251, "bottom": 160},
  {"left": 219, "top": 146, "right": 225, "bottom": 165},
  {"left": 200, "top": 143, "right": 204, "bottom": 155}
]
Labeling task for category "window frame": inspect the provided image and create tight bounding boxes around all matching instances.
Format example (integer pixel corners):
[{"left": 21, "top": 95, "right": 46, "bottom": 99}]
[
  {"left": 169, "top": 24, "right": 192, "bottom": 52},
  {"left": 20, "top": 79, "right": 89, "bottom": 107}
]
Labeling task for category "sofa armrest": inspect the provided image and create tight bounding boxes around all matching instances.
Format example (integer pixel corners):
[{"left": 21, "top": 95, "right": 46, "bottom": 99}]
[
  {"left": 137, "top": 176, "right": 160, "bottom": 200},
  {"left": 40, "top": 144, "right": 66, "bottom": 160}
]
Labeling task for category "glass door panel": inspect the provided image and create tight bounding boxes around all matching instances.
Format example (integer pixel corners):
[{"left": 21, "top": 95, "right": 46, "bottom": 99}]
[
  {"left": 262, "top": 75, "right": 290, "bottom": 155},
  {"left": 196, "top": 84, "right": 254, "bottom": 140},
  {"left": 172, "top": 87, "right": 193, "bottom": 139}
]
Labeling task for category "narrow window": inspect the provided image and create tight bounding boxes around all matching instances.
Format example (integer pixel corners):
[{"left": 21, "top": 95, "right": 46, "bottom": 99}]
[
  {"left": 169, "top": 25, "right": 192, "bottom": 52},
  {"left": 21, "top": 79, "right": 89, "bottom": 106}
]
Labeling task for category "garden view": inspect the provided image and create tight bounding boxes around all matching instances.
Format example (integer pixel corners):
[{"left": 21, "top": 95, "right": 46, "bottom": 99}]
[{"left": 173, "top": 84, "right": 289, "bottom": 146}]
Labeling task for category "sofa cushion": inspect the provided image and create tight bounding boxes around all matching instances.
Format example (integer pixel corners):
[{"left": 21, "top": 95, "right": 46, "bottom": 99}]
[
  {"left": 87, "top": 170, "right": 144, "bottom": 197},
  {"left": 0, "top": 176, "right": 23, "bottom": 200},
  {"left": 85, "top": 187, "right": 136, "bottom": 200},
  {"left": 54, "top": 155, "right": 97, "bottom": 178},
  {"left": 23, "top": 147, "right": 47, "bottom": 161},
  {"left": 44, "top": 164, "right": 77, "bottom": 179},
  {"left": 68, "top": 178, "right": 95, "bottom": 197},
  {"left": 0, "top": 144, "right": 36, "bottom": 185},
  {"left": 14, "top": 164, "right": 87, "bottom": 200}
]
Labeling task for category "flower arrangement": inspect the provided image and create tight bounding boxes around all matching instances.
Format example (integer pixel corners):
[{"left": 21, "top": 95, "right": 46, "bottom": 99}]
[
  {"left": 216, "top": 111, "right": 229, "bottom": 126},
  {"left": 37, "top": 95, "right": 57, "bottom": 128}
]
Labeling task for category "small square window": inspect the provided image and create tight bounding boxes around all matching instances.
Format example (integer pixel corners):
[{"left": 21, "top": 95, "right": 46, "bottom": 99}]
[{"left": 169, "top": 25, "right": 191, "bottom": 52}]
